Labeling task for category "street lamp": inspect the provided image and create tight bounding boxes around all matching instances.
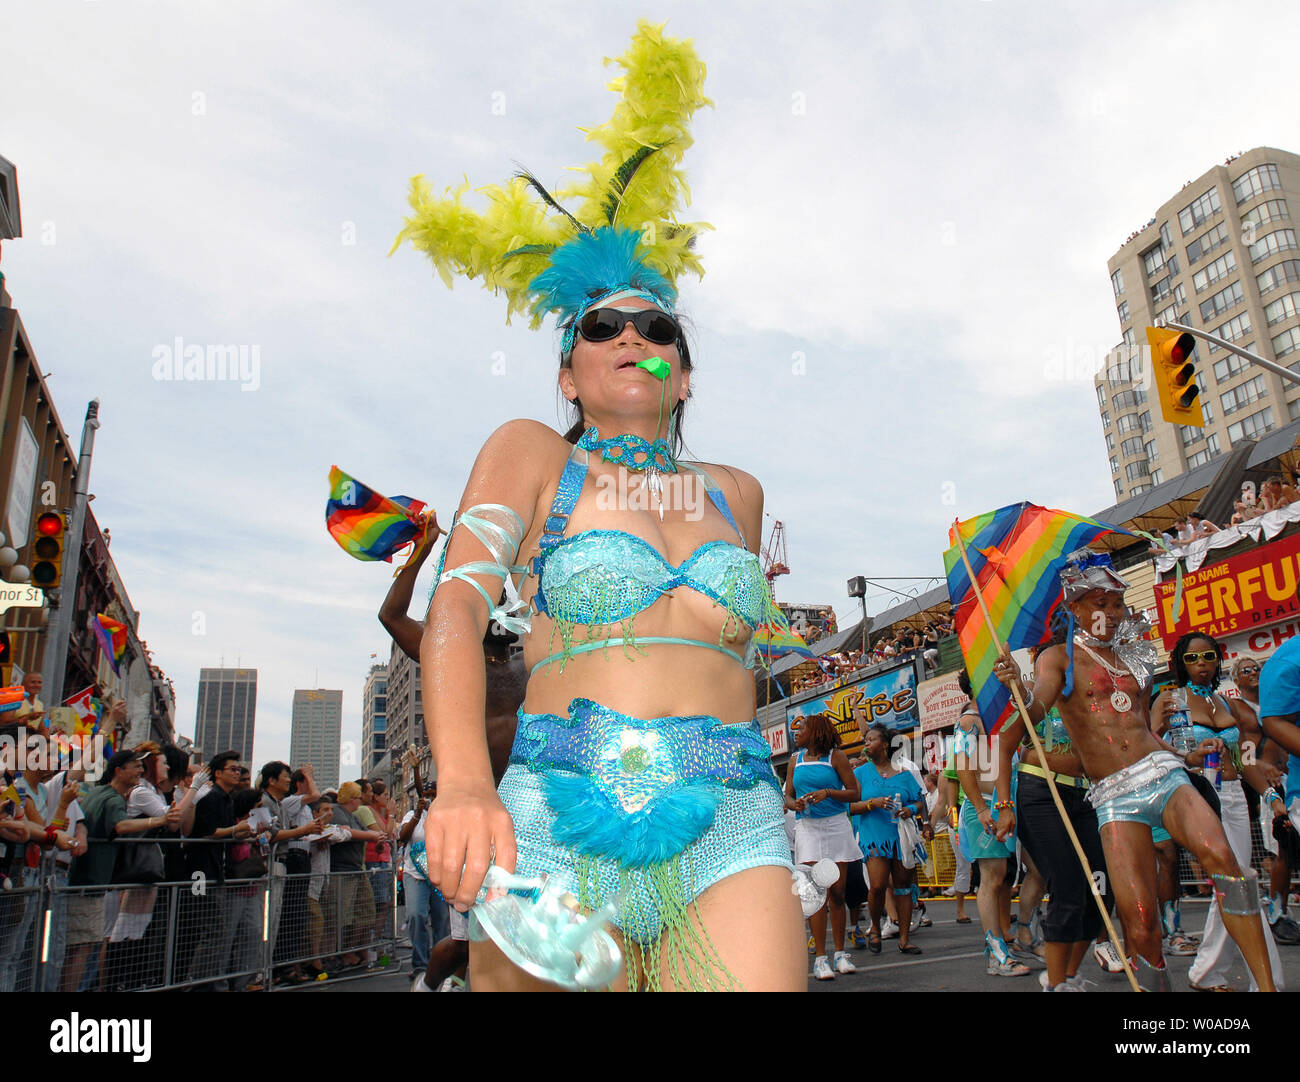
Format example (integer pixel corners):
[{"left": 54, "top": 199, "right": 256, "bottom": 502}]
[{"left": 848, "top": 576, "right": 867, "bottom": 656}]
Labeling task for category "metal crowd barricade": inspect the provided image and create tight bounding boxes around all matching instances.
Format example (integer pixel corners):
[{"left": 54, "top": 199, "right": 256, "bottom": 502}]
[
  {"left": 0, "top": 837, "right": 402, "bottom": 992},
  {"left": 914, "top": 832, "right": 956, "bottom": 891}
]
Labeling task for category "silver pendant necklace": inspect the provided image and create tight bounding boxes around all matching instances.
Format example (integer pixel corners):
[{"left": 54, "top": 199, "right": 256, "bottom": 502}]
[
  {"left": 643, "top": 468, "right": 665, "bottom": 521},
  {"left": 1074, "top": 637, "right": 1133, "bottom": 713}
]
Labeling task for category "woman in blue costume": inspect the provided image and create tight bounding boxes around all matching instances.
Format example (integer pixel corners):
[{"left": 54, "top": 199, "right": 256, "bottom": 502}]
[
  {"left": 1151, "top": 632, "right": 1285, "bottom": 991},
  {"left": 394, "top": 24, "right": 805, "bottom": 991},
  {"left": 784, "top": 713, "right": 861, "bottom": 979},
  {"left": 848, "top": 723, "right": 926, "bottom": 955}
]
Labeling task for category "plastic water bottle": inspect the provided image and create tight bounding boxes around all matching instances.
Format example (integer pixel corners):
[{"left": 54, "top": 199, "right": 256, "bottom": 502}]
[
  {"left": 792, "top": 859, "right": 840, "bottom": 917},
  {"left": 1167, "top": 687, "right": 1195, "bottom": 757}
]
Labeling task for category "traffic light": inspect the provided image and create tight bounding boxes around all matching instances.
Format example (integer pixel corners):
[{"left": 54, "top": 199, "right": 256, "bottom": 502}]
[
  {"left": 1146, "top": 326, "right": 1204, "bottom": 428},
  {"left": 31, "top": 512, "right": 66, "bottom": 589}
]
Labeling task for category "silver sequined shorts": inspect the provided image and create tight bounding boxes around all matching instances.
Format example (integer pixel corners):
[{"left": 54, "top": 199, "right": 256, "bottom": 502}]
[{"left": 1086, "top": 750, "right": 1191, "bottom": 833}]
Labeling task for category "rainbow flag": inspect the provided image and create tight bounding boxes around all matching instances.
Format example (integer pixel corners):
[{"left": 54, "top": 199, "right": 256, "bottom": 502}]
[
  {"left": 752, "top": 622, "right": 815, "bottom": 661},
  {"left": 64, "top": 686, "right": 101, "bottom": 737},
  {"left": 93, "top": 613, "right": 128, "bottom": 676},
  {"left": 326, "top": 466, "right": 429, "bottom": 562},
  {"left": 942, "top": 503, "right": 1131, "bottom": 734}
]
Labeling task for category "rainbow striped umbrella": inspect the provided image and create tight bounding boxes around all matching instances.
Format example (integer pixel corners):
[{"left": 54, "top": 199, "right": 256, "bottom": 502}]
[
  {"left": 752, "top": 622, "right": 815, "bottom": 660},
  {"left": 326, "top": 466, "right": 429, "bottom": 562},
  {"left": 942, "top": 503, "right": 1131, "bottom": 734},
  {"left": 93, "top": 613, "right": 128, "bottom": 676}
]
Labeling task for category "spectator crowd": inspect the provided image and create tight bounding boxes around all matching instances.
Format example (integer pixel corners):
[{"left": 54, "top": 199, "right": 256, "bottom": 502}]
[{"left": 0, "top": 725, "right": 403, "bottom": 991}]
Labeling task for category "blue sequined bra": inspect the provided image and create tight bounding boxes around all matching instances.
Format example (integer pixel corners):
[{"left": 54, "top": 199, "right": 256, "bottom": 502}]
[{"left": 528, "top": 437, "right": 783, "bottom": 673}]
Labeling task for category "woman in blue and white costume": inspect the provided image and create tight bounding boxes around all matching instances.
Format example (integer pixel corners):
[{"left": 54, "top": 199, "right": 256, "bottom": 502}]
[
  {"left": 397, "top": 24, "right": 805, "bottom": 992},
  {"left": 849, "top": 723, "right": 926, "bottom": 956},
  {"left": 1152, "top": 632, "right": 1285, "bottom": 991},
  {"left": 784, "top": 713, "right": 862, "bottom": 980}
]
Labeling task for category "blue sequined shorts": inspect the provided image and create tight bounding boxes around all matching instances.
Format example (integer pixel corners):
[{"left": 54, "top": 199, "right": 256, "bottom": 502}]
[
  {"left": 1087, "top": 751, "right": 1191, "bottom": 833},
  {"left": 499, "top": 698, "right": 793, "bottom": 944}
]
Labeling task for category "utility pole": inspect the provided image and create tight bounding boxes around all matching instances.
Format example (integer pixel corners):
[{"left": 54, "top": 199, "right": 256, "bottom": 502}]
[{"left": 42, "top": 399, "right": 100, "bottom": 705}]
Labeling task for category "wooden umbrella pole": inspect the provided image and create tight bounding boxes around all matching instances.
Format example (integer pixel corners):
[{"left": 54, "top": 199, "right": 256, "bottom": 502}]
[{"left": 952, "top": 523, "right": 1140, "bottom": 994}]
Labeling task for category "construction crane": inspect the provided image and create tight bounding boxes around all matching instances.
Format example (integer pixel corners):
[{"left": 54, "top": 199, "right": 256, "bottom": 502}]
[{"left": 762, "top": 518, "right": 790, "bottom": 588}]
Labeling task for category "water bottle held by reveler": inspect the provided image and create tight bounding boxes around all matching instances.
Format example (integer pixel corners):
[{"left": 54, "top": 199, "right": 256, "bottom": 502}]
[{"left": 1167, "top": 687, "right": 1195, "bottom": 757}]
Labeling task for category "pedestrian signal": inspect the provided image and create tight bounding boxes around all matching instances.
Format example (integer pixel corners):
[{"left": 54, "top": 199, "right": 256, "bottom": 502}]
[
  {"left": 1146, "top": 327, "right": 1203, "bottom": 428},
  {"left": 31, "top": 512, "right": 66, "bottom": 589}
]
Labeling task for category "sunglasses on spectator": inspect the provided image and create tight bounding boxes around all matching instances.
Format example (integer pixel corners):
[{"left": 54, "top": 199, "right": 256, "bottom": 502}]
[
  {"left": 577, "top": 307, "right": 681, "bottom": 345},
  {"left": 1236, "top": 665, "right": 1259, "bottom": 675},
  {"left": 1182, "top": 650, "right": 1218, "bottom": 663}
]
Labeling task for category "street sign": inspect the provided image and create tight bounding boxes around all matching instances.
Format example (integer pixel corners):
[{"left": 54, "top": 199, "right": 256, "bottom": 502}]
[{"left": 0, "top": 584, "right": 45, "bottom": 614}]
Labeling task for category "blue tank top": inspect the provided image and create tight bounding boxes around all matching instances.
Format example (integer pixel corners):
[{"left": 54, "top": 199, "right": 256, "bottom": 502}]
[{"left": 792, "top": 751, "right": 847, "bottom": 818}]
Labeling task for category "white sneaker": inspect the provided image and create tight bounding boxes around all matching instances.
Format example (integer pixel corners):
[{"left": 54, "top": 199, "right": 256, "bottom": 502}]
[
  {"left": 437, "top": 976, "right": 466, "bottom": 992},
  {"left": 1066, "top": 975, "right": 1095, "bottom": 991},
  {"left": 880, "top": 918, "right": 900, "bottom": 940},
  {"left": 813, "top": 955, "right": 835, "bottom": 980},
  {"left": 410, "top": 973, "right": 431, "bottom": 992},
  {"left": 1093, "top": 941, "right": 1125, "bottom": 974},
  {"left": 833, "top": 950, "right": 856, "bottom": 975},
  {"left": 910, "top": 909, "right": 922, "bottom": 932}
]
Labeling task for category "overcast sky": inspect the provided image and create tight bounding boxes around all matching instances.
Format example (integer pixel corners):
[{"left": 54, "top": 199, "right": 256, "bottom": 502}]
[{"left": 4, "top": 0, "right": 1298, "bottom": 772}]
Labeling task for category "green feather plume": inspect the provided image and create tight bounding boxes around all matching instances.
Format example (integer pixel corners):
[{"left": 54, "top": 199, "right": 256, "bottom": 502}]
[{"left": 391, "top": 20, "right": 713, "bottom": 326}]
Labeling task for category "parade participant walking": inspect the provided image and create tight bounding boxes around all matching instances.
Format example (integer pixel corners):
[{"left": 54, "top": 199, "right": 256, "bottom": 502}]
[
  {"left": 850, "top": 723, "right": 927, "bottom": 956},
  {"left": 1237, "top": 654, "right": 1300, "bottom": 940},
  {"left": 994, "top": 636, "right": 1111, "bottom": 991},
  {"left": 954, "top": 680, "right": 1028, "bottom": 977},
  {"left": 1153, "top": 634, "right": 1286, "bottom": 991},
  {"left": 396, "top": 22, "right": 803, "bottom": 991},
  {"left": 996, "top": 554, "right": 1277, "bottom": 991},
  {"left": 785, "top": 713, "right": 862, "bottom": 978}
]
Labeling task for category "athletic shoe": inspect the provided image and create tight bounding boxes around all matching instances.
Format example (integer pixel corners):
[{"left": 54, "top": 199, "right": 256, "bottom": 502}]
[
  {"left": 438, "top": 976, "right": 466, "bottom": 992},
  {"left": 851, "top": 926, "right": 868, "bottom": 950},
  {"left": 1066, "top": 975, "right": 1095, "bottom": 992},
  {"left": 1093, "top": 941, "right": 1125, "bottom": 974},
  {"left": 1272, "top": 916, "right": 1300, "bottom": 945},
  {"left": 916, "top": 902, "right": 932, "bottom": 928},
  {"left": 910, "top": 909, "right": 922, "bottom": 932},
  {"left": 880, "top": 918, "right": 900, "bottom": 940},
  {"left": 833, "top": 951, "right": 857, "bottom": 975},
  {"left": 1165, "top": 932, "right": 1199, "bottom": 956},
  {"left": 410, "top": 973, "right": 432, "bottom": 992},
  {"left": 1039, "top": 969, "right": 1085, "bottom": 991},
  {"left": 813, "top": 955, "right": 835, "bottom": 980},
  {"left": 986, "top": 946, "right": 1031, "bottom": 977}
]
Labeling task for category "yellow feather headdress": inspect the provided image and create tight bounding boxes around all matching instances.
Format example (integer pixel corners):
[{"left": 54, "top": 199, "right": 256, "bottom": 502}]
[{"left": 390, "top": 21, "right": 712, "bottom": 350}]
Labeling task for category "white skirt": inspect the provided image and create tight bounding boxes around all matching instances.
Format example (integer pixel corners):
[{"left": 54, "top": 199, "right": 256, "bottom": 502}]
[{"left": 794, "top": 813, "right": 864, "bottom": 865}]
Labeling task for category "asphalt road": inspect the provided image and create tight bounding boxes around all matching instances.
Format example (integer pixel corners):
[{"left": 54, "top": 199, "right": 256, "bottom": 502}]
[
  {"left": 805, "top": 896, "right": 1300, "bottom": 993},
  {"left": 295, "top": 896, "right": 1300, "bottom": 993}
]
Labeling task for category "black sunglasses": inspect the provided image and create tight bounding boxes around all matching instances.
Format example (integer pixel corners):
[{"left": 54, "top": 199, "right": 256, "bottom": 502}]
[{"left": 577, "top": 307, "right": 680, "bottom": 346}]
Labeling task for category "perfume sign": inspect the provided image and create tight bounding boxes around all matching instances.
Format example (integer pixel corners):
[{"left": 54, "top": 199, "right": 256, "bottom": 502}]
[{"left": 1154, "top": 532, "right": 1300, "bottom": 648}]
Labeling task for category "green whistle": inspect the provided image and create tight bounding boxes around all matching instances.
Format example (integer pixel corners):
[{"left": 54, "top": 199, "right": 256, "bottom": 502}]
[{"left": 635, "top": 356, "right": 670, "bottom": 380}]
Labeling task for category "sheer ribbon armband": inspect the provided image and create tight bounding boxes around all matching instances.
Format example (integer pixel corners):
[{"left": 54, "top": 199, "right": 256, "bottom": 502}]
[{"left": 432, "top": 503, "right": 531, "bottom": 634}]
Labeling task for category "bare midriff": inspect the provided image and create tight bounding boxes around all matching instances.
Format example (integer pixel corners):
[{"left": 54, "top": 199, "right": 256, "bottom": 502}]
[{"left": 1056, "top": 653, "right": 1162, "bottom": 781}]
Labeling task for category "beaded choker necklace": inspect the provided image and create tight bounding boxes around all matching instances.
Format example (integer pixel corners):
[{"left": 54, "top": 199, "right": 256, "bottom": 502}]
[
  {"left": 578, "top": 426, "right": 677, "bottom": 521},
  {"left": 578, "top": 427, "right": 677, "bottom": 473}
]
